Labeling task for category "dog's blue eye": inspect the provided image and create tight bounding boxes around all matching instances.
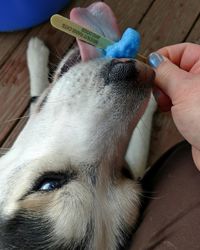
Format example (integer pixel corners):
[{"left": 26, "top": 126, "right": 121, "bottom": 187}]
[
  {"left": 31, "top": 171, "right": 77, "bottom": 194},
  {"left": 39, "top": 180, "right": 62, "bottom": 191}
]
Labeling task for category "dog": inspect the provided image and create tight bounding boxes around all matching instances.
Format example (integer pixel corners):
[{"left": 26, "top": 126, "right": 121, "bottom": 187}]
[{"left": 0, "top": 2, "right": 156, "bottom": 249}]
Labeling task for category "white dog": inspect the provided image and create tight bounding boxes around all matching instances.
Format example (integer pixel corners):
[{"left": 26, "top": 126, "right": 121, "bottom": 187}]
[{"left": 0, "top": 2, "right": 156, "bottom": 249}]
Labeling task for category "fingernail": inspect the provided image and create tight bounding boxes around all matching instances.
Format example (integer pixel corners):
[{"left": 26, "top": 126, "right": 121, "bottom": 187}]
[{"left": 148, "top": 52, "right": 164, "bottom": 68}]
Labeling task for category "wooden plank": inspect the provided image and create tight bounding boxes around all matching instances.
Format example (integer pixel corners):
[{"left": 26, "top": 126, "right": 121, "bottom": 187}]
[
  {"left": 186, "top": 16, "right": 200, "bottom": 44},
  {"left": 0, "top": 0, "right": 94, "bottom": 146},
  {"left": 139, "top": 0, "right": 200, "bottom": 55},
  {"left": 104, "top": 0, "right": 154, "bottom": 31},
  {"left": 0, "top": 31, "right": 28, "bottom": 68}
]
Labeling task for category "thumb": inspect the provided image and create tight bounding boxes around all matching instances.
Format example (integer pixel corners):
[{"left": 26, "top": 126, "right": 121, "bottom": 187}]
[{"left": 148, "top": 52, "right": 190, "bottom": 100}]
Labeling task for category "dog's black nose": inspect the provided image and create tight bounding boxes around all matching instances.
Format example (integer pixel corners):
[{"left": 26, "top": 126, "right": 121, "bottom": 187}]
[
  {"left": 108, "top": 59, "right": 138, "bottom": 82},
  {"left": 107, "top": 58, "right": 155, "bottom": 86}
]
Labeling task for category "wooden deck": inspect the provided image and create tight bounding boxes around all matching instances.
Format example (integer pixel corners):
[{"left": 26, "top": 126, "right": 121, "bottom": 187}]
[{"left": 0, "top": 0, "right": 200, "bottom": 165}]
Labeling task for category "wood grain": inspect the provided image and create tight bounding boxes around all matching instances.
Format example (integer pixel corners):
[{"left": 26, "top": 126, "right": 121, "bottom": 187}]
[
  {"left": 139, "top": 0, "right": 200, "bottom": 55},
  {"left": 1, "top": 110, "right": 29, "bottom": 149},
  {"left": 104, "top": 0, "right": 154, "bottom": 31},
  {"left": 0, "top": 31, "right": 28, "bottom": 68},
  {"left": 186, "top": 15, "right": 200, "bottom": 44}
]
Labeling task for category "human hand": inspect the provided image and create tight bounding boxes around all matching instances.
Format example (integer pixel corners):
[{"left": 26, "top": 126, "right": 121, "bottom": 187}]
[{"left": 148, "top": 43, "right": 200, "bottom": 171}]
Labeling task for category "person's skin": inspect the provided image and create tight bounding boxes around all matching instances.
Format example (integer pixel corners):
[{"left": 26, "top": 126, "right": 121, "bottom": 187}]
[{"left": 148, "top": 43, "right": 200, "bottom": 171}]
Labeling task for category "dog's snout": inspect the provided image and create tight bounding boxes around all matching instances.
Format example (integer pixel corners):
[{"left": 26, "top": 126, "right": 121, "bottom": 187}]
[
  {"left": 108, "top": 59, "right": 138, "bottom": 82},
  {"left": 105, "top": 58, "right": 155, "bottom": 87}
]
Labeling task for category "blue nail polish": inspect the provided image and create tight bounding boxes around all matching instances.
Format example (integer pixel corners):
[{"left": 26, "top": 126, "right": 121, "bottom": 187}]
[{"left": 148, "top": 52, "right": 164, "bottom": 68}]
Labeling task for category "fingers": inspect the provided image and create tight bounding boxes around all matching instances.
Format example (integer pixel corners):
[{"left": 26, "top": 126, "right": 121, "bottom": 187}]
[
  {"left": 148, "top": 52, "right": 190, "bottom": 101},
  {"left": 158, "top": 43, "right": 200, "bottom": 73}
]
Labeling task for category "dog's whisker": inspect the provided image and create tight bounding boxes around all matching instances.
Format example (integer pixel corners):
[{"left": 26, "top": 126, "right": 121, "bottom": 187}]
[
  {"left": 0, "top": 115, "right": 30, "bottom": 125},
  {"left": 0, "top": 148, "right": 10, "bottom": 156},
  {"left": 139, "top": 192, "right": 163, "bottom": 200},
  {"left": 0, "top": 151, "right": 8, "bottom": 155},
  {"left": 140, "top": 116, "right": 151, "bottom": 131},
  {"left": 0, "top": 152, "right": 8, "bottom": 154},
  {"left": 49, "top": 61, "right": 58, "bottom": 67},
  {"left": 49, "top": 63, "right": 59, "bottom": 71},
  {"left": 134, "top": 124, "right": 147, "bottom": 143},
  {"left": 48, "top": 71, "right": 56, "bottom": 80},
  {"left": 50, "top": 50, "right": 64, "bottom": 61},
  {"left": 0, "top": 147, "right": 10, "bottom": 150},
  {"left": 54, "top": 49, "right": 64, "bottom": 60}
]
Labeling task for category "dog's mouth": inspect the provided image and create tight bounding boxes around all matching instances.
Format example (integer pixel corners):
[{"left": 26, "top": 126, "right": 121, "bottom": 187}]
[
  {"left": 70, "top": 2, "right": 120, "bottom": 61},
  {"left": 58, "top": 2, "right": 121, "bottom": 74},
  {"left": 69, "top": 3, "right": 155, "bottom": 86}
]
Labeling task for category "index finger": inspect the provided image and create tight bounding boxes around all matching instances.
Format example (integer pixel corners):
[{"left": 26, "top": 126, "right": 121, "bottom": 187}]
[{"left": 158, "top": 43, "right": 200, "bottom": 74}]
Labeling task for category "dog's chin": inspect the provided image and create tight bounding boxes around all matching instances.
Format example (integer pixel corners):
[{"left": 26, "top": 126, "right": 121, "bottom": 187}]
[
  {"left": 123, "top": 96, "right": 151, "bottom": 149},
  {"left": 130, "top": 99, "right": 149, "bottom": 129}
]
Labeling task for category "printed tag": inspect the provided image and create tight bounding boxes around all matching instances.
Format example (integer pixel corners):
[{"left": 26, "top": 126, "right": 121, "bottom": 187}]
[{"left": 50, "top": 14, "right": 114, "bottom": 49}]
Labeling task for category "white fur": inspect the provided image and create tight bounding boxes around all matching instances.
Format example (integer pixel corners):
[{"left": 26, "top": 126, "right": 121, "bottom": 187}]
[
  {"left": 126, "top": 94, "right": 157, "bottom": 178},
  {"left": 27, "top": 37, "right": 49, "bottom": 97},
  {"left": 0, "top": 38, "right": 155, "bottom": 249}
]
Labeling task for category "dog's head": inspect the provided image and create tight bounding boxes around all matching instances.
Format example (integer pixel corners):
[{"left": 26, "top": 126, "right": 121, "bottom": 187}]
[{"left": 0, "top": 3, "right": 154, "bottom": 250}]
